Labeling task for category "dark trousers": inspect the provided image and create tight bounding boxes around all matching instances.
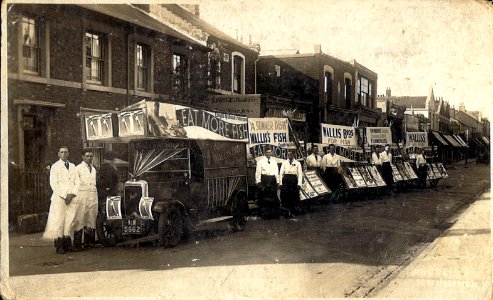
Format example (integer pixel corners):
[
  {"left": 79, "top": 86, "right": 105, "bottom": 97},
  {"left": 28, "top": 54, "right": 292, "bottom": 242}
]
[
  {"left": 280, "top": 174, "right": 300, "bottom": 210},
  {"left": 417, "top": 165, "right": 428, "bottom": 188},
  {"left": 381, "top": 162, "right": 394, "bottom": 192},
  {"left": 323, "top": 167, "right": 343, "bottom": 191},
  {"left": 258, "top": 175, "right": 279, "bottom": 216}
]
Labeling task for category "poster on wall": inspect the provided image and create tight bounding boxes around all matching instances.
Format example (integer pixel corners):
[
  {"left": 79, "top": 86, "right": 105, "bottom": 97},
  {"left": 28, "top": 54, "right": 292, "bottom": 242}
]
[
  {"left": 248, "top": 118, "right": 291, "bottom": 162},
  {"left": 366, "top": 127, "right": 392, "bottom": 145},
  {"left": 85, "top": 113, "right": 114, "bottom": 141},
  {"left": 367, "top": 165, "right": 387, "bottom": 187},
  {"left": 143, "top": 101, "right": 249, "bottom": 142},
  {"left": 320, "top": 123, "right": 357, "bottom": 146},
  {"left": 405, "top": 132, "right": 429, "bottom": 148}
]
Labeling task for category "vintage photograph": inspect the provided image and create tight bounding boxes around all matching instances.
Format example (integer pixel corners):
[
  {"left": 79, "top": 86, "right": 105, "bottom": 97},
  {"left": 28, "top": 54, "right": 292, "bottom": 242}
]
[{"left": 1, "top": 0, "right": 492, "bottom": 298}]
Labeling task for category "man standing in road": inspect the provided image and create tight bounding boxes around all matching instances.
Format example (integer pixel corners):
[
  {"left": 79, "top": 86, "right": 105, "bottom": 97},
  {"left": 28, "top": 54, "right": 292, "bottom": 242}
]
[
  {"left": 74, "top": 149, "right": 98, "bottom": 250},
  {"left": 415, "top": 148, "right": 428, "bottom": 188},
  {"left": 42, "top": 146, "right": 78, "bottom": 254},
  {"left": 280, "top": 149, "right": 303, "bottom": 216},
  {"left": 306, "top": 145, "right": 322, "bottom": 172},
  {"left": 255, "top": 147, "right": 280, "bottom": 219}
]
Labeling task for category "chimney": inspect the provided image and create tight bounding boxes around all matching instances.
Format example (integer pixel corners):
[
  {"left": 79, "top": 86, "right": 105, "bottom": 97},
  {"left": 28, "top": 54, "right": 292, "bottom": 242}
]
[
  {"left": 459, "top": 102, "right": 465, "bottom": 112},
  {"left": 314, "top": 44, "right": 322, "bottom": 54},
  {"left": 249, "top": 34, "right": 252, "bottom": 45},
  {"left": 181, "top": 4, "right": 200, "bottom": 17},
  {"left": 386, "top": 87, "right": 391, "bottom": 97}
]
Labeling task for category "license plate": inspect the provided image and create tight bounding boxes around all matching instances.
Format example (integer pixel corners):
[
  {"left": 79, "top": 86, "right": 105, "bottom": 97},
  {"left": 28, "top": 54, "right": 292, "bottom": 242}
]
[{"left": 122, "top": 218, "right": 142, "bottom": 235}]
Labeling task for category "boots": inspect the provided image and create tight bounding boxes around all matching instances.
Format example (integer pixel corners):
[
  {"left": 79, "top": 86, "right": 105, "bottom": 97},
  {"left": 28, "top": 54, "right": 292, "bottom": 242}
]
[
  {"left": 72, "top": 229, "right": 84, "bottom": 251},
  {"left": 62, "top": 236, "right": 72, "bottom": 253},
  {"left": 54, "top": 237, "right": 65, "bottom": 254},
  {"left": 84, "top": 227, "right": 96, "bottom": 248}
]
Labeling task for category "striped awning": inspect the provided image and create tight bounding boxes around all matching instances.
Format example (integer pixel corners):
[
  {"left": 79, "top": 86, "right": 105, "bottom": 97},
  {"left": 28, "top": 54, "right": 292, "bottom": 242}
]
[
  {"left": 443, "top": 134, "right": 462, "bottom": 147},
  {"left": 453, "top": 135, "right": 468, "bottom": 147},
  {"left": 431, "top": 131, "right": 449, "bottom": 146}
]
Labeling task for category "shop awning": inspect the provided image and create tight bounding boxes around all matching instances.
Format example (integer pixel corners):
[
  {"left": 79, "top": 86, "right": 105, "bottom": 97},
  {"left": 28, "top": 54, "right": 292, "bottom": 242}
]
[
  {"left": 453, "top": 135, "right": 468, "bottom": 147},
  {"left": 443, "top": 134, "right": 462, "bottom": 147},
  {"left": 431, "top": 131, "right": 449, "bottom": 146},
  {"left": 482, "top": 136, "right": 490, "bottom": 145}
]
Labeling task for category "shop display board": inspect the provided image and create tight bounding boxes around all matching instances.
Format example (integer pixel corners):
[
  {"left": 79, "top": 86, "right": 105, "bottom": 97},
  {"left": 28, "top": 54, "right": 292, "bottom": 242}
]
[
  {"left": 430, "top": 163, "right": 443, "bottom": 179},
  {"left": 299, "top": 171, "right": 331, "bottom": 201},
  {"left": 348, "top": 167, "right": 368, "bottom": 188},
  {"left": 358, "top": 166, "right": 378, "bottom": 187},
  {"left": 341, "top": 166, "right": 359, "bottom": 189},
  {"left": 391, "top": 164, "right": 404, "bottom": 181},
  {"left": 367, "top": 165, "right": 387, "bottom": 187},
  {"left": 426, "top": 163, "right": 436, "bottom": 179},
  {"left": 436, "top": 163, "right": 449, "bottom": 178},
  {"left": 403, "top": 162, "right": 418, "bottom": 179},
  {"left": 395, "top": 163, "right": 411, "bottom": 180}
]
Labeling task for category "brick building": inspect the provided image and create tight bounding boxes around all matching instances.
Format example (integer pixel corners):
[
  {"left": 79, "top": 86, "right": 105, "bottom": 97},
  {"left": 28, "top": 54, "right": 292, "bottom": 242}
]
[
  {"left": 257, "top": 45, "right": 381, "bottom": 142},
  {"left": 6, "top": 4, "right": 217, "bottom": 221}
]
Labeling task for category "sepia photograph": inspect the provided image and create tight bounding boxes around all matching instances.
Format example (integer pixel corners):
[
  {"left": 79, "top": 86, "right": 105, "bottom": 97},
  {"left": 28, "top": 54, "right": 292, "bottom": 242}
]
[{"left": 1, "top": 0, "right": 492, "bottom": 298}]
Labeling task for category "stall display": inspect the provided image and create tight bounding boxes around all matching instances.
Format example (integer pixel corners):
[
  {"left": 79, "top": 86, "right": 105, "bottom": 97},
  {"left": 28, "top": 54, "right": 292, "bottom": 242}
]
[
  {"left": 358, "top": 166, "right": 378, "bottom": 187},
  {"left": 436, "top": 163, "right": 449, "bottom": 178},
  {"left": 341, "top": 166, "right": 359, "bottom": 189},
  {"left": 403, "top": 162, "right": 418, "bottom": 179},
  {"left": 395, "top": 162, "right": 412, "bottom": 180},
  {"left": 426, "top": 163, "right": 437, "bottom": 180},
  {"left": 300, "top": 171, "right": 331, "bottom": 201},
  {"left": 348, "top": 166, "right": 368, "bottom": 188},
  {"left": 391, "top": 164, "right": 404, "bottom": 182},
  {"left": 367, "top": 166, "right": 387, "bottom": 187},
  {"left": 430, "top": 163, "right": 443, "bottom": 179}
]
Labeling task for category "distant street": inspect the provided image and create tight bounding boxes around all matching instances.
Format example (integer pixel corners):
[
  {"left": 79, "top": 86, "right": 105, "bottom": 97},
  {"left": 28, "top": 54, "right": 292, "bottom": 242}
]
[{"left": 6, "top": 162, "right": 490, "bottom": 298}]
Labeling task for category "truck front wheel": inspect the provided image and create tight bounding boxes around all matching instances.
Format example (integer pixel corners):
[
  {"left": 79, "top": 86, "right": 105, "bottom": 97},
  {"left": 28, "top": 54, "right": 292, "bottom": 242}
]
[{"left": 158, "top": 207, "right": 183, "bottom": 248}]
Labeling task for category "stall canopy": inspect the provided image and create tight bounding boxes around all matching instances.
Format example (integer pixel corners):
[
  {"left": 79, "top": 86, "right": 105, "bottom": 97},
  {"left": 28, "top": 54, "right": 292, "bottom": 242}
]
[
  {"left": 431, "top": 131, "right": 449, "bottom": 146},
  {"left": 443, "top": 134, "right": 462, "bottom": 147},
  {"left": 453, "top": 135, "right": 468, "bottom": 147}
]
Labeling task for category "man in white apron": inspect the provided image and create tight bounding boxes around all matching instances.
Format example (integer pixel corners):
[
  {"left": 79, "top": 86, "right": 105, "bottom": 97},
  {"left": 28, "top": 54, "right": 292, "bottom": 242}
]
[{"left": 42, "top": 146, "right": 78, "bottom": 254}]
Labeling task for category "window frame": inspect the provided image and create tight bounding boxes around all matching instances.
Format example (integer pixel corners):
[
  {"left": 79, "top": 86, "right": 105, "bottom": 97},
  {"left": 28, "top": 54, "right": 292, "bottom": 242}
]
[
  {"left": 231, "top": 52, "right": 245, "bottom": 94},
  {"left": 172, "top": 52, "right": 189, "bottom": 93},
  {"left": 85, "top": 31, "right": 105, "bottom": 84},
  {"left": 136, "top": 43, "right": 150, "bottom": 91},
  {"left": 21, "top": 16, "right": 41, "bottom": 75}
]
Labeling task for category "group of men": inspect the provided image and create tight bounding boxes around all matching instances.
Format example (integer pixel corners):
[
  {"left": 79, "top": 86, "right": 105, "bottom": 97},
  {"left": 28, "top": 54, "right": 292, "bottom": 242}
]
[{"left": 42, "top": 146, "right": 119, "bottom": 254}]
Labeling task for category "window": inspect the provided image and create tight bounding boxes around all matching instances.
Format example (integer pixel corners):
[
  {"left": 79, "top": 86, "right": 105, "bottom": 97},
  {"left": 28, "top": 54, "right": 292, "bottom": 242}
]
[
  {"left": 357, "top": 77, "right": 371, "bottom": 107},
  {"left": 85, "top": 32, "right": 104, "bottom": 83},
  {"left": 21, "top": 17, "right": 40, "bottom": 74},
  {"left": 172, "top": 53, "right": 188, "bottom": 92},
  {"left": 207, "top": 50, "right": 221, "bottom": 89},
  {"left": 136, "top": 44, "right": 149, "bottom": 90},
  {"left": 233, "top": 55, "right": 243, "bottom": 94},
  {"left": 344, "top": 78, "right": 352, "bottom": 108},
  {"left": 324, "top": 72, "right": 333, "bottom": 105},
  {"left": 275, "top": 65, "right": 281, "bottom": 77}
]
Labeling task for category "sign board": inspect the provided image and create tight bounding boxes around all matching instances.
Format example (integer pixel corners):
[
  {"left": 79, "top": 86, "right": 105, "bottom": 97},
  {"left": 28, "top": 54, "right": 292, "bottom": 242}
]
[
  {"left": 308, "top": 143, "right": 367, "bottom": 163},
  {"left": 403, "top": 162, "right": 418, "bottom": 179},
  {"left": 144, "top": 101, "right": 249, "bottom": 142},
  {"left": 436, "top": 163, "right": 449, "bottom": 178},
  {"left": 321, "top": 123, "right": 357, "bottom": 146},
  {"left": 358, "top": 166, "right": 378, "bottom": 187},
  {"left": 85, "top": 113, "right": 114, "bottom": 141},
  {"left": 265, "top": 108, "right": 306, "bottom": 122},
  {"left": 248, "top": 118, "right": 292, "bottom": 162},
  {"left": 118, "top": 109, "right": 146, "bottom": 137},
  {"left": 426, "top": 163, "right": 436, "bottom": 179},
  {"left": 208, "top": 94, "right": 261, "bottom": 117},
  {"left": 299, "top": 171, "right": 331, "bottom": 201},
  {"left": 341, "top": 167, "right": 359, "bottom": 189},
  {"left": 366, "top": 127, "right": 392, "bottom": 145},
  {"left": 348, "top": 167, "right": 368, "bottom": 188},
  {"left": 405, "top": 132, "right": 429, "bottom": 148},
  {"left": 430, "top": 163, "right": 443, "bottom": 179},
  {"left": 367, "top": 165, "right": 387, "bottom": 187},
  {"left": 391, "top": 163, "right": 404, "bottom": 181},
  {"left": 395, "top": 163, "right": 411, "bottom": 180}
]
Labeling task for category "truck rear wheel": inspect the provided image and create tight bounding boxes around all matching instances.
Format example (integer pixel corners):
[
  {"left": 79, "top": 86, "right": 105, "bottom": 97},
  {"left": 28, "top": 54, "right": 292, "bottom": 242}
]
[{"left": 158, "top": 207, "right": 183, "bottom": 248}]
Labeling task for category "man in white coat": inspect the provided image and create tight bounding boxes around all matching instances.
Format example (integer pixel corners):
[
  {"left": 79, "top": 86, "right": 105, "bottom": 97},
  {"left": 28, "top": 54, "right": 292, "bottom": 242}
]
[
  {"left": 280, "top": 149, "right": 303, "bottom": 216},
  {"left": 43, "top": 146, "right": 78, "bottom": 254},
  {"left": 255, "top": 147, "right": 280, "bottom": 218},
  {"left": 73, "top": 149, "right": 98, "bottom": 250}
]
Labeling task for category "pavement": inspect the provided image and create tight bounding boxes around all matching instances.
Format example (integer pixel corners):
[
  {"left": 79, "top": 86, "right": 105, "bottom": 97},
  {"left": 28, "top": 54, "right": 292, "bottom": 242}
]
[{"left": 371, "top": 189, "right": 492, "bottom": 298}]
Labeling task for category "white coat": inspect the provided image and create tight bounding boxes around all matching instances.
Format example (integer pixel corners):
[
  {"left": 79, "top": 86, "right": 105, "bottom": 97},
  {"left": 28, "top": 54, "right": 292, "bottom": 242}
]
[
  {"left": 42, "top": 159, "right": 77, "bottom": 240},
  {"left": 74, "top": 162, "right": 98, "bottom": 229}
]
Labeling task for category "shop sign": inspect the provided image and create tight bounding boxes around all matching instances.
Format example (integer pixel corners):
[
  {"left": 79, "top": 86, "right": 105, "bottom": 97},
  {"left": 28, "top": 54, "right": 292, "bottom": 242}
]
[
  {"left": 366, "top": 127, "right": 392, "bottom": 145},
  {"left": 405, "top": 132, "right": 428, "bottom": 148},
  {"left": 208, "top": 94, "right": 261, "bottom": 117},
  {"left": 321, "top": 123, "right": 357, "bottom": 146}
]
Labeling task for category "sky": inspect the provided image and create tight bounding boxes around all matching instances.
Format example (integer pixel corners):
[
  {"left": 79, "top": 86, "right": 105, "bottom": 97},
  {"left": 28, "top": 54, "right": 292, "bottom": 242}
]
[{"left": 200, "top": 0, "right": 493, "bottom": 116}]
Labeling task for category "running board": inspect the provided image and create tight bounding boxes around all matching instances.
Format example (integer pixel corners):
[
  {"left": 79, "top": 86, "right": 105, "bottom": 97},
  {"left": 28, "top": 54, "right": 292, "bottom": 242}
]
[{"left": 196, "top": 215, "right": 233, "bottom": 227}]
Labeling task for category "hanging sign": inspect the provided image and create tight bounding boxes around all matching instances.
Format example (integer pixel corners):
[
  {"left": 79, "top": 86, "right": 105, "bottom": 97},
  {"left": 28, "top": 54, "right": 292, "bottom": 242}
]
[
  {"left": 366, "top": 127, "right": 392, "bottom": 145},
  {"left": 84, "top": 113, "right": 114, "bottom": 140},
  {"left": 321, "top": 123, "right": 357, "bottom": 146},
  {"left": 405, "top": 132, "right": 428, "bottom": 148}
]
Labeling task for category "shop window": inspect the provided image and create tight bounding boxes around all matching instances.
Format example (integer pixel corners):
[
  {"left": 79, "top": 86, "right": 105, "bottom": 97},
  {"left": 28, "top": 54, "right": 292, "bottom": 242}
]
[
  {"left": 324, "top": 71, "right": 333, "bottom": 105},
  {"left": 136, "top": 43, "right": 150, "bottom": 91},
  {"left": 232, "top": 52, "right": 245, "bottom": 94},
  {"left": 344, "top": 78, "right": 352, "bottom": 108},
  {"left": 172, "top": 53, "right": 189, "bottom": 92},
  {"left": 207, "top": 49, "right": 221, "bottom": 89},
  {"left": 85, "top": 32, "right": 105, "bottom": 84},
  {"left": 21, "top": 16, "right": 40, "bottom": 74},
  {"left": 358, "top": 77, "right": 372, "bottom": 107}
]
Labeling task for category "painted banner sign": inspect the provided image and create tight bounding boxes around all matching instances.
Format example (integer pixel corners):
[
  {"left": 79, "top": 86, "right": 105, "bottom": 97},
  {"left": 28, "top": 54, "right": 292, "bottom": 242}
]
[
  {"left": 300, "top": 171, "right": 331, "bottom": 201},
  {"left": 405, "top": 132, "right": 428, "bottom": 148},
  {"left": 321, "top": 123, "right": 357, "bottom": 146},
  {"left": 144, "top": 101, "right": 249, "bottom": 142},
  {"left": 366, "top": 127, "right": 392, "bottom": 145},
  {"left": 208, "top": 94, "right": 261, "bottom": 117},
  {"left": 308, "top": 143, "right": 367, "bottom": 163},
  {"left": 85, "top": 113, "right": 114, "bottom": 141},
  {"left": 248, "top": 118, "right": 290, "bottom": 162}
]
